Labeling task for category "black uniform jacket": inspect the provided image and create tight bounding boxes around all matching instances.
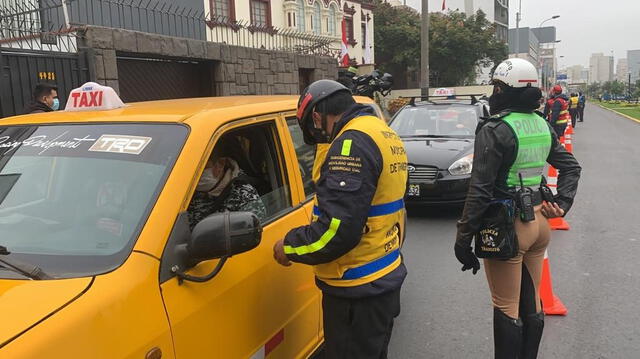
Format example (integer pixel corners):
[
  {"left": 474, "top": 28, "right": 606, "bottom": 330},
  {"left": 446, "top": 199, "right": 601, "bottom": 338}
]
[
  {"left": 284, "top": 104, "right": 407, "bottom": 298},
  {"left": 456, "top": 109, "right": 582, "bottom": 246}
]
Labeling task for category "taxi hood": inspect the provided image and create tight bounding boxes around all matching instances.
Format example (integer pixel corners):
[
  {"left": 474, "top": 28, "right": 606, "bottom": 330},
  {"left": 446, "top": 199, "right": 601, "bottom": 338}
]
[{"left": 0, "top": 277, "right": 92, "bottom": 347}]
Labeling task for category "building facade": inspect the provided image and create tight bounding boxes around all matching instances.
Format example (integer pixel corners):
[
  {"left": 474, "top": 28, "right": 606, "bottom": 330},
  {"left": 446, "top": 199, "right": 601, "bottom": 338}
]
[
  {"left": 566, "top": 65, "right": 587, "bottom": 85},
  {"left": 438, "top": 0, "right": 508, "bottom": 42},
  {"left": 628, "top": 50, "right": 640, "bottom": 83},
  {"left": 0, "top": 0, "right": 341, "bottom": 117},
  {"left": 205, "top": 0, "right": 375, "bottom": 65},
  {"left": 508, "top": 27, "right": 539, "bottom": 65},
  {"left": 616, "top": 59, "right": 628, "bottom": 83},
  {"left": 589, "top": 53, "right": 614, "bottom": 84}
]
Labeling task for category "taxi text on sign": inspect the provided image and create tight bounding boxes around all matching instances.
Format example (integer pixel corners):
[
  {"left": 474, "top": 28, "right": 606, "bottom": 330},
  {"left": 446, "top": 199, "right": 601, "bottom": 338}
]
[{"left": 65, "top": 82, "right": 125, "bottom": 112}]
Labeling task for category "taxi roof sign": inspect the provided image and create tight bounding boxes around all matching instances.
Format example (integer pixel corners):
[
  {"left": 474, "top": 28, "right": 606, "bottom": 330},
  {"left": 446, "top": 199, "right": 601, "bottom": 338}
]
[
  {"left": 65, "top": 82, "right": 125, "bottom": 112},
  {"left": 433, "top": 88, "right": 455, "bottom": 96}
]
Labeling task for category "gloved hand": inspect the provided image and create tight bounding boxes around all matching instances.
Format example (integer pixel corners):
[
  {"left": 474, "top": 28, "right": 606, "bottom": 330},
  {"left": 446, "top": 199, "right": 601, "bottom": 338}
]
[{"left": 454, "top": 242, "right": 480, "bottom": 275}]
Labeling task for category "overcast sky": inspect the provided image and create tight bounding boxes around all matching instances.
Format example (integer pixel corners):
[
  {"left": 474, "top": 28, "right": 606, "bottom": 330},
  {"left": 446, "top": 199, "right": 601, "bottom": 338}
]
[{"left": 403, "top": 0, "right": 640, "bottom": 69}]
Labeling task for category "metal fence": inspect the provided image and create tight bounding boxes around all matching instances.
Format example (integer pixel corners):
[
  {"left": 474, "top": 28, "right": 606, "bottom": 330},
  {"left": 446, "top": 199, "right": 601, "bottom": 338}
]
[
  {"left": 66, "top": 0, "right": 207, "bottom": 41},
  {"left": 1, "top": 0, "right": 342, "bottom": 58},
  {"left": 0, "top": 0, "right": 79, "bottom": 52}
]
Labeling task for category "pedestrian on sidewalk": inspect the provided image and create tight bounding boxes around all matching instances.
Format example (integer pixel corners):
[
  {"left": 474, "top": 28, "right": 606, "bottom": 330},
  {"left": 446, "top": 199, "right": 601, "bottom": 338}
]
[
  {"left": 455, "top": 59, "right": 581, "bottom": 359},
  {"left": 578, "top": 91, "right": 586, "bottom": 122},
  {"left": 543, "top": 85, "right": 571, "bottom": 138},
  {"left": 273, "top": 80, "right": 408, "bottom": 359},
  {"left": 22, "top": 83, "right": 59, "bottom": 114}
]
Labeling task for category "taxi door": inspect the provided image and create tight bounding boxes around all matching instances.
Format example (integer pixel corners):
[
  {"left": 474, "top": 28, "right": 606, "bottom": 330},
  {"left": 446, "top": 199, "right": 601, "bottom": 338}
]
[{"left": 159, "top": 115, "right": 321, "bottom": 359}]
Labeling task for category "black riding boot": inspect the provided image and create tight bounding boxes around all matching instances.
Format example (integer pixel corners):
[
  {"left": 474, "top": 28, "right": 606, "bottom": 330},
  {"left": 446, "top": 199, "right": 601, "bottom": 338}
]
[
  {"left": 493, "top": 307, "right": 523, "bottom": 359},
  {"left": 520, "top": 312, "right": 544, "bottom": 359}
]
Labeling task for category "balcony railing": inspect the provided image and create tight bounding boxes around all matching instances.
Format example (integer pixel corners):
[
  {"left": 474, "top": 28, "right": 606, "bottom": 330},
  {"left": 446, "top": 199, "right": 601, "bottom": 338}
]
[{"left": 207, "top": 15, "right": 341, "bottom": 58}]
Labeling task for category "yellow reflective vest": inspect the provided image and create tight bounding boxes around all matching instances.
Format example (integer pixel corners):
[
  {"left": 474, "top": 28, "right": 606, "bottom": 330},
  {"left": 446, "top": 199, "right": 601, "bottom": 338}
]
[{"left": 309, "top": 115, "right": 408, "bottom": 287}]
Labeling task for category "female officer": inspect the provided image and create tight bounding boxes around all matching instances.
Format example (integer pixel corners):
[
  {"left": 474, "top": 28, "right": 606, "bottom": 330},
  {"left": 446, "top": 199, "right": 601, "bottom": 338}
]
[{"left": 454, "top": 58, "right": 581, "bottom": 359}]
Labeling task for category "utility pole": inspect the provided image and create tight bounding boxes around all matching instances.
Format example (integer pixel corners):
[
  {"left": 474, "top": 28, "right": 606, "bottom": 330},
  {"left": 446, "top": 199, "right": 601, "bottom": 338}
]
[
  {"left": 420, "top": 0, "right": 429, "bottom": 98},
  {"left": 515, "top": 0, "right": 521, "bottom": 58},
  {"left": 629, "top": 72, "right": 632, "bottom": 101}
]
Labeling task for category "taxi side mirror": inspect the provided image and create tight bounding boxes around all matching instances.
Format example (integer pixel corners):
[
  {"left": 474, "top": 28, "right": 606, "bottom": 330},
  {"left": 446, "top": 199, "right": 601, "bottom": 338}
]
[{"left": 188, "top": 211, "right": 262, "bottom": 264}]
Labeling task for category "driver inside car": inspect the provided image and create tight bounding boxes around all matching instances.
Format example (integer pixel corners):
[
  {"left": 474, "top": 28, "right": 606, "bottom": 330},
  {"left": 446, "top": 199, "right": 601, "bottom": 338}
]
[
  {"left": 452, "top": 111, "right": 477, "bottom": 135},
  {"left": 187, "top": 140, "right": 267, "bottom": 229}
]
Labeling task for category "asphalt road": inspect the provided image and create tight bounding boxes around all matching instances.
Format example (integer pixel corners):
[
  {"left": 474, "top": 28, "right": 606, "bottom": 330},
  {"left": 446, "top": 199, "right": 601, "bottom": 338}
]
[{"left": 388, "top": 104, "right": 640, "bottom": 359}]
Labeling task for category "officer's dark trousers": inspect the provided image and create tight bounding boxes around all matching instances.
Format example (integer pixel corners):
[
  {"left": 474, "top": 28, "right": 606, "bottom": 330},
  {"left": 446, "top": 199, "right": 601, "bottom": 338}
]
[
  {"left": 322, "top": 288, "right": 400, "bottom": 359},
  {"left": 578, "top": 106, "right": 585, "bottom": 121},
  {"left": 552, "top": 124, "right": 566, "bottom": 139},
  {"left": 570, "top": 109, "right": 578, "bottom": 127}
]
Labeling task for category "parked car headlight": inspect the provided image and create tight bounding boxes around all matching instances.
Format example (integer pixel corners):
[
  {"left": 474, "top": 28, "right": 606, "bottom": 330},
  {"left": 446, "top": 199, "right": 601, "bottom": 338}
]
[{"left": 448, "top": 154, "right": 474, "bottom": 176}]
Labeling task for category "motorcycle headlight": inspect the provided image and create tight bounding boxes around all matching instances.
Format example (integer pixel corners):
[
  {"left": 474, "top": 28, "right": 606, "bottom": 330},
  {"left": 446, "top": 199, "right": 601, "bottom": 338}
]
[{"left": 448, "top": 154, "right": 474, "bottom": 176}]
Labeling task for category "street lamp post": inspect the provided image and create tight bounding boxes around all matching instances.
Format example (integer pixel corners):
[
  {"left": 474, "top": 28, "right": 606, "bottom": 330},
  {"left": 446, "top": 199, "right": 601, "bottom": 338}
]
[
  {"left": 515, "top": 0, "right": 521, "bottom": 58},
  {"left": 536, "top": 16, "right": 560, "bottom": 92},
  {"left": 538, "top": 15, "right": 560, "bottom": 29}
]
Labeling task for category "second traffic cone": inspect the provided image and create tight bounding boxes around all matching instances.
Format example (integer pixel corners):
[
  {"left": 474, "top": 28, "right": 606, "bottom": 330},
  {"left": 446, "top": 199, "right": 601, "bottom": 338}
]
[
  {"left": 545, "top": 164, "right": 570, "bottom": 230},
  {"left": 548, "top": 216, "right": 570, "bottom": 230},
  {"left": 540, "top": 250, "right": 568, "bottom": 316}
]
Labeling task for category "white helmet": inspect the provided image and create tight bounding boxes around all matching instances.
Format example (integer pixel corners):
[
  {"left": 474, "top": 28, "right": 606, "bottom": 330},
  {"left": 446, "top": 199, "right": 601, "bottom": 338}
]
[{"left": 492, "top": 58, "right": 539, "bottom": 88}]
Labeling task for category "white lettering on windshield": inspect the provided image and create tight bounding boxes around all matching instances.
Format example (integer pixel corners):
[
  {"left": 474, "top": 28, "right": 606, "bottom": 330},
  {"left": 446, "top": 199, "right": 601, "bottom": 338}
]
[
  {"left": 0, "top": 132, "right": 97, "bottom": 155},
  {"left": 88, "top": 135, "right": 152, "bottom": 155}
]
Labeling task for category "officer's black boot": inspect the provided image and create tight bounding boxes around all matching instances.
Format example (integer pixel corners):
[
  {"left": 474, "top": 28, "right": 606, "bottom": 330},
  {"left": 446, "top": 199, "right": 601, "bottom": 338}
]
[
  {"left": 493, "top": 307, "right": 523, "bottom": 359},
  {"left": 520, "top": 312, "right": 544, "bottom": 359}
]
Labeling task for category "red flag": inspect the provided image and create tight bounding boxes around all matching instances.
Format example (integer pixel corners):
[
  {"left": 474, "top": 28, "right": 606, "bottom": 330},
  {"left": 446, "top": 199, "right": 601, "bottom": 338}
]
[
  {"left": 442, "top": 0, "right": 446, "bottom": 10},
  {"left": 340, "top": 19, "right": 349, "bottom": 66}
]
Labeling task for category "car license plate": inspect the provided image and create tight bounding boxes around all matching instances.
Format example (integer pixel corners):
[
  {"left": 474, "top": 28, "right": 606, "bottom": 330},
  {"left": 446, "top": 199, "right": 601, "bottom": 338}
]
[{"left": 408, "top": 184, "right": 420, "bottom": 196}]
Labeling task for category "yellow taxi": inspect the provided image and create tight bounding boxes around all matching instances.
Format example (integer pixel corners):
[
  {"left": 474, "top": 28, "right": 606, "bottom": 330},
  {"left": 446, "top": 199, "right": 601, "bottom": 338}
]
[{"left": 0, "top": 83, "right": 383, "bottom": 359}]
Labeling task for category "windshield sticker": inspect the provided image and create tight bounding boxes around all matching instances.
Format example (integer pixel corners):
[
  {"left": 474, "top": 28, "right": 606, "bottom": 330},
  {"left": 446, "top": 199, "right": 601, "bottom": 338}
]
[
  {"left": 89, "top": 135, "right": 152, "bottom": 155},
  {"left": 0, "top": 132, "right": 97, "bottom": 155}
]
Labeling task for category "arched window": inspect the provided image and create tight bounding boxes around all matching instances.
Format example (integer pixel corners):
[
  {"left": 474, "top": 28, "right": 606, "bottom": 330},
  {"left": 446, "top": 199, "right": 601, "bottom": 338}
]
[
  {"left": 297, "top": 0, "right": 306, "bottom": 31},
  {"left": 328, "top": 4, "right": 336, "bottom": 36},
  {"left": 313, "top": 2, "right": 321, "bottom": 34}
]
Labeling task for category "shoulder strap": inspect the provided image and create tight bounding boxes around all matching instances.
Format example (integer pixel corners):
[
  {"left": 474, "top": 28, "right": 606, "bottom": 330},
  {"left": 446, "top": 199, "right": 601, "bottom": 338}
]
[{"left": 476, "top": 110, "right": 511, "bottom": 134}]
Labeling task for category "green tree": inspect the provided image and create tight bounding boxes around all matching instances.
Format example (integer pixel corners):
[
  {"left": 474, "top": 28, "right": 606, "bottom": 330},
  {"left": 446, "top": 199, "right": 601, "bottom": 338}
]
[
  {"left": 373, "top": 1, "right": 421, "bottom": 87},
  {"left": 429, "top": 10, "right": 507, "bottom": 86},
  {"left": 586, "top": 83, "right": 601, "bottom": 98},
  {"left": 373, "top": 4, "right": 507, "bottom": 87}
]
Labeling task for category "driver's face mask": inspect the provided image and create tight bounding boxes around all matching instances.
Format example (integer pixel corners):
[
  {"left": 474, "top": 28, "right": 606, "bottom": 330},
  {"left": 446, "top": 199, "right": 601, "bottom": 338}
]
[{"left": 196, "top": 167, "right": 220, "bottom": 192}]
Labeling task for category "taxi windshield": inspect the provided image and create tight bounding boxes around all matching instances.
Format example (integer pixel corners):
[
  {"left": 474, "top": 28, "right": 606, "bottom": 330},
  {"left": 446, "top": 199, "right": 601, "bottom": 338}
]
[
  {"left": 0, "top": 123, "right": 187, "bottom": 279},
  {"left": 391, "top": 104, "right": 480, "bottom": 137}
]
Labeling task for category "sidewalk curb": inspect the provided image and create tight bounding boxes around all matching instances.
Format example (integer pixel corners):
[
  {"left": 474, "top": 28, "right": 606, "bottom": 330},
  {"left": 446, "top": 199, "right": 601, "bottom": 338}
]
[{"left": 597, "top": 104, "right": 640, "bottom": 124}]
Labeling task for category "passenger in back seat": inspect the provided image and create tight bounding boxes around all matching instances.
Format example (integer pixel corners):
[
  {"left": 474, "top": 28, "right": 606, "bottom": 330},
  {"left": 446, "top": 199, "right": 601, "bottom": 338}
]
[{"left": 187, "top": 144, "right": 267, "bottom": 229}]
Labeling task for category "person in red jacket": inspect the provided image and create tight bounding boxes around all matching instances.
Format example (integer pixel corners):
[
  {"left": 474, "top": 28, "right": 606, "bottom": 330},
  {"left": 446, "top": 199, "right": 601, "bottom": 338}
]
[{"left": 543, "top": 85, "right": 570, "bottom": 138}]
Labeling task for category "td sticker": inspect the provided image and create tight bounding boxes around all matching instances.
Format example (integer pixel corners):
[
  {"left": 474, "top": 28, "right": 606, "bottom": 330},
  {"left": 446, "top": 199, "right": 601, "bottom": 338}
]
[{"left": 89, "top": 135, "right": 152, "bottom": 155}]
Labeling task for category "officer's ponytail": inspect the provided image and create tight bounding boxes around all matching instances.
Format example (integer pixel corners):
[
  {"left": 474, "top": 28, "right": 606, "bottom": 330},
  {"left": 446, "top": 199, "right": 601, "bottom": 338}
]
[{"left": 516, "top": 87, "right": 543, "bottom": 111}]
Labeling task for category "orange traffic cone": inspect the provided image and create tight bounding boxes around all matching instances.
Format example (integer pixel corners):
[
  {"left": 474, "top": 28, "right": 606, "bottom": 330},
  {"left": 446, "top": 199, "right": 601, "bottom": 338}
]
[
  {"left": 545, "top": 164, "right": 570, "bottom": 230},
  {"left": 540, "top": 250, "right": 568, "bottom": 316},
  {"left": 564, "top": 124, "right": 573, "bottom": 153}
]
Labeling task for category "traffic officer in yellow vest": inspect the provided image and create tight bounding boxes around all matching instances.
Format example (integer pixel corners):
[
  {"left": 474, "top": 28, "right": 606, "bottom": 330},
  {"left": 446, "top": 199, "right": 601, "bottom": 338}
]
[
  {"left": 543, "top": 85, "right": 571, "bottom": 138},
  {"left": 455, "top": 59, "right": 581, "bottom": 358},
  {"left": 273, "top": 80, "right": 408, "bottom": 358}
]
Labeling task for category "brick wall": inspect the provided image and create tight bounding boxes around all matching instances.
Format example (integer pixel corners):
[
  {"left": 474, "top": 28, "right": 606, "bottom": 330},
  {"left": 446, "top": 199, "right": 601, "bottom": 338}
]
[{"left": 80, "top": 26, "right": 338, "bottom": 97}]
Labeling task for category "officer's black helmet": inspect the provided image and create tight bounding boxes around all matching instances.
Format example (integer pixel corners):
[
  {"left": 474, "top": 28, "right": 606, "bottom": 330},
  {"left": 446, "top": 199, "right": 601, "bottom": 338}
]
[{"left": 297, "top": 80, "right": 352, "bottom": 145}]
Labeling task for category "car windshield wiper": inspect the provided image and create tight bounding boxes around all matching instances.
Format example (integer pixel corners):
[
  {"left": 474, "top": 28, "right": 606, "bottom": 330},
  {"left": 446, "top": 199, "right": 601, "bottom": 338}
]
[{"left": 0, "top": 245, "right": 51, "bottom": 280}]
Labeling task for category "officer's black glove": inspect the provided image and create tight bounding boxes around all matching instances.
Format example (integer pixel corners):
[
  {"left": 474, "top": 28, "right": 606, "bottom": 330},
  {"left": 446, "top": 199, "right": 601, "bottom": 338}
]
[{"left": 454, "top": 242, "right": 480, "bottom": 275}]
